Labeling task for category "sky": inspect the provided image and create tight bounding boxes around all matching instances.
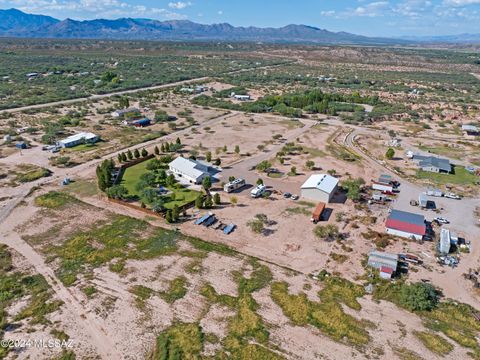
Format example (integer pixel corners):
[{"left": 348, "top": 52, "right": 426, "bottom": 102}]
[{"left": 1, "top": 0, "right": 480, "bottom": 37}]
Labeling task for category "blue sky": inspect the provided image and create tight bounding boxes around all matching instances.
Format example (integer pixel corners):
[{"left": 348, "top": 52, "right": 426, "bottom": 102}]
[{"left": 2, "top": 0, "right": 480, "bottom": 36}]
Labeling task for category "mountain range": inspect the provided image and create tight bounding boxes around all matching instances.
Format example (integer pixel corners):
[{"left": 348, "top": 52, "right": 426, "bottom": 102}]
[{"left": 0, "top": 8, "right": 479, "bottom": 44}]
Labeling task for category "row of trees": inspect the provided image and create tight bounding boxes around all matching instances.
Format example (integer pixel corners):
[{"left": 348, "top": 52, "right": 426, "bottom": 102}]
[{"left": 117, "top": 148, "right": 149, "bottom": 163}]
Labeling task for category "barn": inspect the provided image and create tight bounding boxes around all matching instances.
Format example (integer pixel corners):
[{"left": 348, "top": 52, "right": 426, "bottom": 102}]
[{"left": 301, "top": 174, "right": 339, "bottom": 203}]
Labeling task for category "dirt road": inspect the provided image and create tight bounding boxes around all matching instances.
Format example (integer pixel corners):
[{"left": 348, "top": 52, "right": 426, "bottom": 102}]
[{"left": 0, "top": 203, "right": 121, "bottom": 359}]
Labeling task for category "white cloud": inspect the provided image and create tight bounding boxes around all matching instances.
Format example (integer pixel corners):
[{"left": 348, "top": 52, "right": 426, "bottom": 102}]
[
  {"left": 7, "top": 0, "right": 188, "bottom": 20},
  {"left": 217, "top": 10, "right": 223, "bottom": 15},
  {"left": 443, "top": 0, "right": 480, "bottom": 6},
  {"left": 350, "top": 1, "right": 390, "bottom": 17},
  {"left": 168, "top": 1, "right": 192, "bottom": 10},
  {"left": 320, "top": 10, "right": 336, "bottom": 17}
]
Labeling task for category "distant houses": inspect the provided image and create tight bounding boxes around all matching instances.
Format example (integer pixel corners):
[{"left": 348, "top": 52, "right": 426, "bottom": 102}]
[
  {"left": 57, "top": 132, "right": 99, "bottom": 148},
  {"left": 301, "top": 174, "right": 339, "bottom": 203},
  {"left": 412, "top": 155, "right": 451, "bottom": 173},
  {"left": 386, "top": 209, "right": 426, "bottom": 241}
]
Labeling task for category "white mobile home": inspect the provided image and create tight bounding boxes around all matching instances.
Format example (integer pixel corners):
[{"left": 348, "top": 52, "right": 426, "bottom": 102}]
[{"left": 57, "top": 132, "right": 99, "bottom": 148}]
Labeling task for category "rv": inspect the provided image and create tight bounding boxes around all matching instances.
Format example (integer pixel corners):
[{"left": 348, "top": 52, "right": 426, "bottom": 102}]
[
  {"left": 251, "top": 184, "right": 267, "bottom": 198},
  {"left": 224, "top": 178, "right": 246, "bottom": 193},
  {"left": 426, "top": 188, "right": 443, "bottom": 197}
]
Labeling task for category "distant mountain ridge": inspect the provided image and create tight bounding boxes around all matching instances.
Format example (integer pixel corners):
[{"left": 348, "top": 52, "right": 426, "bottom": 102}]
[{"left": 0, "top": 8, "right": 405, "bottom": 45}]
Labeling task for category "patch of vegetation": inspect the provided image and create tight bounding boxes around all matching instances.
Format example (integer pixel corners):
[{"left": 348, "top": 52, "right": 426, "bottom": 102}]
[
  {"left": 148, "top": 322, "right": 204, "bottom": 359},
  {"left": 414, "top": 331, "right": 454, "bottom": 356},
  {"left": 15, "top": 167, "right": 51, "bottom": 183},
  {"left": 271, "top": 277, "right": 369, "bottom": 346},
  {"left": 49, "top": 215, "right": 178, "bottom": 286},
  {"left": 34, "top": 191, "right": 78, "bottom": 209},
  {"left": 160, "top": 277, "right": 188, "bottom": 304},
  {"left": 416, "top": 166, "right": 478, "bottom": 186},
  {"left": 0, "top": 244, "right": 63, "bottom": 357}
]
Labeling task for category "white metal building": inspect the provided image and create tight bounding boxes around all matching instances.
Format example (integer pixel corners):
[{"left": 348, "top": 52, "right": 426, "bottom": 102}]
[{"left": 301, "top": 174, "right": 339, "bottom": 203}]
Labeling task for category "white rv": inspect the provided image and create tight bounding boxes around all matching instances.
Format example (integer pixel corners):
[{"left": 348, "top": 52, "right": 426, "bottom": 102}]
[
  {"left": 224, "top": 178, "right": 246, "bottom": 193},
  {"left": 251, "top": 184, "right": 267, "bottom": 198}
]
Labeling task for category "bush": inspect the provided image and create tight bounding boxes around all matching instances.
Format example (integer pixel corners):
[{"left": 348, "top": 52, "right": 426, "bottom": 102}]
[{"left": 399, "top": 282, "right": 439, "bottom": 312}]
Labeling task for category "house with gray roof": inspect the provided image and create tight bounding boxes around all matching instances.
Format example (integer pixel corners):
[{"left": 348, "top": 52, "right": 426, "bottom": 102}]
[
  {"left": 169, "top": 157, "right": 218, "bottom": 185},
  {"left": 413, "top": 155, "right": 451, "bottom": 173}
]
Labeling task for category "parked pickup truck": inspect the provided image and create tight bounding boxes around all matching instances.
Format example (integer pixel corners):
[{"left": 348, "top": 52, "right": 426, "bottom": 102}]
[{"left": 445, "top": 193, "right": 461, "bottom": 200}]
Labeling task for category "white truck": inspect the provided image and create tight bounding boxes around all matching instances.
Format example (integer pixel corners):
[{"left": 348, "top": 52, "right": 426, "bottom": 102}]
[
  {"left": 445, "top": 192, "right": 461, "bottom": 200},
  {"left": 251, "top": 184, "right": 267, "bottom": 198},
  {"left": 371, "top": 181, "right": 394, "bottom": 194},
  {"left": 224, "top": 178, "right": 246, "bottom": 193}
]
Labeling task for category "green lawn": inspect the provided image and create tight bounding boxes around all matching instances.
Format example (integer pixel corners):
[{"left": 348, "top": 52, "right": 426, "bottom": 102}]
[
  {"left": 416, "top": 166, "right": 478, "bottom": 185},
  {"left": 121, "top": 158, "right": 200, "bottom": 209},
  {"left": 65, "top": 143, "right": 99, "bottom": 152}
]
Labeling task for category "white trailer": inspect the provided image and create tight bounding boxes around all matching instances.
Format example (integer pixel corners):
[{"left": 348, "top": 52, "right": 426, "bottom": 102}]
[
  {"left": 251, "top": 184, "right": 267, "bottom": 198},
  {"left": 372, "top": 181, "right": 393, "bottom": 193},
  {"left": 224, "top": 178, "right": 246, "bottom": 193},
  {"left": 427, "top": 188, "right": 443, "bottom": 197}
]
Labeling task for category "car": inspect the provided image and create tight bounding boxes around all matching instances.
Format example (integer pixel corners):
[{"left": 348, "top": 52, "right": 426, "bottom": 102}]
[
  {"left": 445, "top": 193, "right": 461, "bottom": 200},
  {"left": 283, "top": 192, "right": 292, "bottom": 198},
  {"left": 291, "top": 194, "right": 299, "bottom": 200},
  {"left": 433, "top": 217, "right": 449, "bottom": 224}
]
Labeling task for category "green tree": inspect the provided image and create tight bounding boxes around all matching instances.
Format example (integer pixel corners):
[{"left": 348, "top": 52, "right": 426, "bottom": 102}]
[
  {"left": 341, "top": 177, "right": 365, "bottom": 201},
  {"left": 134, "top": 149, "right": 141, "bottom": 159},
  {"left": 127, "top": 149, "right": 133, "bottom": 160},
  {"left": 166, "top": 174, "right": 176, "bottom": 187},
  {"left": 223, "top": 145, "right": 227, "bottom": 152},
  {"left": 205, "top": 151, "right": 212, "bottom": 162},
  {"left": 386, "top": 148, "right": 395, "bottom": 160},
  {"left": 154, "top": 145, "right": 160, "bottom": 155},
  {"left": 121, "top": 152, "right": 127, "bottom": 162},
  {"left": 165, "top": 210, "right": 173, "bottom": 224},
  {"left": 172, "top": 205, "right": 180, "bottom": 222},
  {"left": 161, "top": 143, "right": 166, "bottom": 153},
  {"left": 202, "top": 176, "right": 212, "bottom": 192},
  {"left": 256, "top": 178, "right": 264, "bottom": 185},
  {"left": 256, "top": 160, "right": 272, "bottom": 172},
  {"left": 195, "top": 195, "right": 204, "bottom": 209},
  {"left": 176, "top": 137, "right": 181, "bottom": 145},
  {"left": 305, "top": 160, "right": 315, "bottom": 170},
  {"left": 214, "top": 158, "right": 221, "bottom": 166},
  {"left": 290, "top": 166, "right": 297, "bottom": 176},
  {"left": 234, "top": 145, "right": 240, "bottom": 155},
  {"left": 96, "top": 159, "right": 115, "bottom": 192},
  {"left": 152, "top": 199, "right": 165, "bottom": 213},
  {"left": 228, "top": 176, "right": 236, "bottom": 182},
  {"left": 119, "top": 96, "right": 129, "bottom": 109},
  {"left": 204, "top": 195, "right": 213, "bottom": 209},
  {"left": 213, "top": 193, "right": 221, "bottom": 205},
  {"left": 399, "top": 283, "right": 439, "bottom": 312},
  {"left": 106, "top": 185, "right": 128, "bottom": 200},
  {"left": 117, "top": 153, "right": 123, "bottom": 163},
  {"left": 230, "top": 196, "right": 238, "bottom": 206},
  {"left": 141, "top": 148, "right": 148, "bottom": 157}
]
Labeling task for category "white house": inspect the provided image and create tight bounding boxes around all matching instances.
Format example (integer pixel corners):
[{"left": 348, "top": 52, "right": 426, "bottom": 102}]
[
  {"left": 169, "top": 157, "right": 212, "bottom": 184},
  {"left": 301, "top": 174, "right": 339, "bottom": 203},
  {"left": 57, "top": 132, "right": 99, "bottom": 148}
]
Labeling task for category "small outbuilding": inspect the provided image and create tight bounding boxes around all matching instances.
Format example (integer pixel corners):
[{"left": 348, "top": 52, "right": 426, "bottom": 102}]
[
  {"left": 301, "top": 174, "right": 339, "bottom": 203},
  {"left": 368, "top": 251, "right": 399, "bottom": 279}
]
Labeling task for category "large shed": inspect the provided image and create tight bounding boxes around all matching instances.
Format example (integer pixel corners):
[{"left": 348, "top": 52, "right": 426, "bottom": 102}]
[{"left": 301, "top": 174, "right": 339, "bottom": 203}]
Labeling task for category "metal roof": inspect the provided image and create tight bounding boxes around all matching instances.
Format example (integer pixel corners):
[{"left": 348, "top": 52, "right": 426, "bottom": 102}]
[
  {"left": 414, "top": 155, "right": 451, "bottom": 172},
  {"left": 301, "top": 174, "right": 339, "bottom": 194},
  {"left": 386, "top": 210, "right": 426, "bottom": 236},
  {"left": 440, "top": 228, "right": 451, "bottom": 254},
  {"left": 59, "top": 132, "right": 98, "bottom": 145},
  {"left": 169, "top": 157, "right": 207, "bottom": 180}
]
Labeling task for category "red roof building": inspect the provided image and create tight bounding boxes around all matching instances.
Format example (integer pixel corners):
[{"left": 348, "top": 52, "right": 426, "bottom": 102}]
[{"left": 386, "top": 210, "right": 426, "bottom": 240}]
